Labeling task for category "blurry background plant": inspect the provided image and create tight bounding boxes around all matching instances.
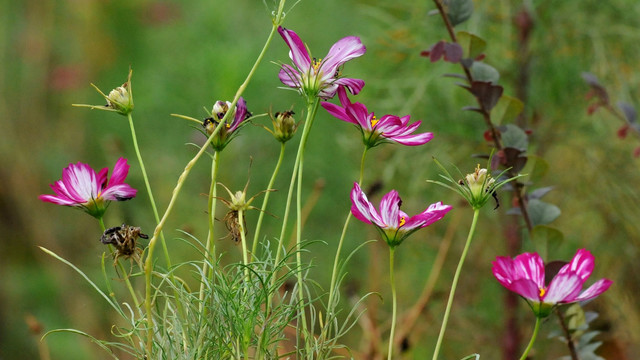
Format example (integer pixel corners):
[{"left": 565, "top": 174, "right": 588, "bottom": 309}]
[{"left": 1, "top": 0, "right": 639, "bottom": 359}]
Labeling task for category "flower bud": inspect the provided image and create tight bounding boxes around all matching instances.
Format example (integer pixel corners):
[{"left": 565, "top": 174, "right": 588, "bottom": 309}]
[
  {"left": 466, "top": 165, "right": 495, "bottom": 200},
  {"left": 106, "top": 83, "right": 134, "bottom": 115},
  {"left": 271, "top": 110, "right": 298, "bottom": 143}
]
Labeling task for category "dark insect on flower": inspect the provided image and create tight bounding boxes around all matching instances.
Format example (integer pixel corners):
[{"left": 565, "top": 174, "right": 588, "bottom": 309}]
[
  {"left": 202, "top": 116, "right": 220, "bottom": 135},
  {"left": 222, "top": 210, "right": 246, "bottom": 243},
  {"left": 274, "top": 110, "right": 295, "bottom": 118},
  {"left": 100, "top": 224, "right": 148, "bottom": 267}
]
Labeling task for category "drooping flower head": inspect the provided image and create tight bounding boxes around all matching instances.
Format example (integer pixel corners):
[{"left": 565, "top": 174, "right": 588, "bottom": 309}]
[
  {"left": 492, "top": 249, "right": 613, "bottom": 318},
  {"left": 350, "top": 183, "right": 452, "bottom": 248},
  {"left": 278, "top": 26, "right": 366, "bottom": 100},
  {"left": 40, "top": 158, "right": 137, "bottom": 219},
  {"left": 203, "top": 97, "right": 251, "bottom": 151},
  {"left": 322, "top": 86, "right": 433, "bottom": 148}
]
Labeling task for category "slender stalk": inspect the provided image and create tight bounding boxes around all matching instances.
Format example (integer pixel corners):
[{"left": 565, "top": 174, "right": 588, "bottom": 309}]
[
  {"left": 273, "top": 99, "right": 319, "bottom": 267},
  {"left": 199, "top": 151, "right": 220, "bottom": 311},
  {"left": 294, "top": 124, "right": 311, "bottom": 353},
  {"left": 387, "top": 247, "right": 398, "bottom": 360},
  {"left": 251, "top": 142, "right": 286, "bottom": 260},
  {"left": 431, "top": 209, "right": 480, "bottom": 360},
  {"left": 142, "top": 12, "right": 285, "bottom": 353},
  {"left": 269, "top": 99, "right": 320, "bottom": 325},
  {"left": 98, "top": 218, "right": 140, "bottom": 309},
  {"left": 127, "top": 113, "right": 172, "bottom": 268},
  {"left": 324, "top": 146, "right": 368, "bottom": 328},
  {"left": 238, "top": 209, "right": 249, "bottom": 268},
  {"left": 127, "top": 112, "right": 187, "bottom": 323},
  {"left": 518, "top": 317, "right": 541, "bottom": 360}
]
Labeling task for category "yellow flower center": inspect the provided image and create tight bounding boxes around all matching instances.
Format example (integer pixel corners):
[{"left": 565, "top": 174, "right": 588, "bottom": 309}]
[
  {"left": 398, "top": 217, "right": 406, "bottom": 227},
  {"left": 370, "top": 116, "right": 379, "bottom": 128},
  {"left": 539, "top": 287, "right": 546, "bottom": 298},
  {"left": 312, "top": 58, "right": 323, "bottom": 72}
]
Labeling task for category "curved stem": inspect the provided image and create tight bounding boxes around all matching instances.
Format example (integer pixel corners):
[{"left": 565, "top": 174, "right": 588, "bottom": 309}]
[
  {"left": 519, "top": 317, "right": 541, "bottom": 360},
  {"left": 251, "top": 142, "right": 286, "bottom": 260},
  {"left": 387, "top": 247, "right": 398, "bottom": 360},
  {"left": 431, "top": 208, "right": 480, "bottom": 360},
  {"left": 142, "top": 15, "right": 283, "bottom": 354}
]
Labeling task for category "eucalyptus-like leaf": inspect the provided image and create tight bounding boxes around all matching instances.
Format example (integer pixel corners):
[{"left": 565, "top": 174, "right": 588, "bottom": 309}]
[
  {"left": 492, "top": 95, "right": 524, "bottom": 125},
  {"left": 445, "top": 0, "right": 474, "bottom": 26},
  {"left": 456, "top": 31, "right": 486, "bottom": 59},
  {"left": 470, "top": 62, "right": 500, "bottom": 84},
  {"left": 500, "top": 124, "right": 528, "bottom": 151},
  {"left": 527, "top": 199, "right": 561, "bottom": 226}
]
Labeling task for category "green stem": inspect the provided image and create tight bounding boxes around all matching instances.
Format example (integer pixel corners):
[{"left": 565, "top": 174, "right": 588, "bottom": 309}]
[
  {"left": 324, "top": 146, "right": 368, "bottom": 330},
  {"left": 127, "top": 112, "right": 186, "bottom": 321},
  {"left": 127, "top": 113, "right": 172, "bottom": 268},
  {"left": 238, "top": 209, "right": 249, "bottom": 269},
  {"left": 197, "top": 151, "right": 219, "bottom": 317},
  {"left": 519, "top": 317, "right": 541, "bottom": 360},
  {"left": 431, "top": 209, "right": 480, "bottom": 360},
  {"left": 251, "top": 142, "right": 286, "bottom": 260},
  {"left": 142, "top": 13, "right": 284, "bottom": 354},
  {"left": 270, "top": 99, "right": 320, "bottom": 316},
  {"left": 98, "top": 218, "right": 140, "bottom": 310},
  {"left": 273, "top": 99, "right": 319, "bottom": 266},
  {"left": 387, "top": 247, "right": 398, "bottom": 360},
  {"left": 295, "top": 138, "right": 311, "bottom": 353}
]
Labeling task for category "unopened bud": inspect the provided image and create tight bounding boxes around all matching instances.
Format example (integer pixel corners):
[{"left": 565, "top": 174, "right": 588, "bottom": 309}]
[
  {"left": 106, "top": 83, "right": 133, "bottom": 115},
  {"left": 270, "top": 110, "right": 298, "bottom": 143}
]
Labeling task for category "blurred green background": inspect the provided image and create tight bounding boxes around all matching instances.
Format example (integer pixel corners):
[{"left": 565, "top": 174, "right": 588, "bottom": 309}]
[{"left": 1, "top": 0, "right": 639, "bottom": 359}]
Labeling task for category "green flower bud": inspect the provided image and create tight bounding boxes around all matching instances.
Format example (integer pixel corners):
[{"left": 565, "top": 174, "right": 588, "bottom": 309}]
[
  {"left": 106, "top": 83, "right": 134, "bottom": 115},
  {"left": 264, "top": 109, "right": 299, "bottom": 143}
]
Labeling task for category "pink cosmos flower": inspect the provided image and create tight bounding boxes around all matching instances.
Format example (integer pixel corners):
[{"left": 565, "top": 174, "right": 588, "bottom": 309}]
[
  {"left": 350, "top": 182, "right": 452, "bottom": 247},
  {"left": 278, "top": 26, "right": 366, "bottom": 99},
  {"left": 40, "top": 158, "right": 137, "bottom": 219},
  {"left": 322, "top": 86, "right": 433, "bottom": 148},
  {"left": 492, "top": 249, "right": 613, "bottom": 318}
]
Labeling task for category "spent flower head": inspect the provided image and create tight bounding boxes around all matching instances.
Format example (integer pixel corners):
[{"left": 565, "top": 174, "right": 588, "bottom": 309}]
[
  {"left": 429, "top": 155, "right": 523, "bottom": 210},
  {"left": 350, "top": 182, "right": 452, "bottom": 248},
  {"left": 492, "top": 249, "right": 613, "bottom": 318},
  {"left": 216, "top": 180, "right": 275, "bottom": 243},
  {"left": 278, "top": 26, "right": 366, "bottom": 100},
  {"left": 322, "top": 86, "right": 433, "bottom": 148},
  {"left": 39, "top": 158, "right": 137, "bottom": 219},
  {"left": 202, "top": 97, "right": 251, "bottom": 151},
  {"left": 74, "top": 69, "right": 134, "bottom": 115}
]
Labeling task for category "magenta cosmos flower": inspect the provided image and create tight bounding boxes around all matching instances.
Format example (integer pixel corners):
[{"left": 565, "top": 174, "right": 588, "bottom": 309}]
[
  {"left": 492, "top": 249, "right": 613, "bottom": 318},
  {"left": 322, "top": 86, "right": 433, "bottom": 148},
  {"left": 40, "top": 157, "right": 137, "bottom": 219},
  {"left": 278, "top": 26, "right": 366, "bottom": 99},
  {"left": 350, "top": 182, "right": 452, "bottom": 247}
]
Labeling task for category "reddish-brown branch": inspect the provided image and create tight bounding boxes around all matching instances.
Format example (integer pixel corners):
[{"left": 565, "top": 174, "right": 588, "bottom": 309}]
[{"left": 555, "top": 307, "right": 580, "bottom": 360}]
